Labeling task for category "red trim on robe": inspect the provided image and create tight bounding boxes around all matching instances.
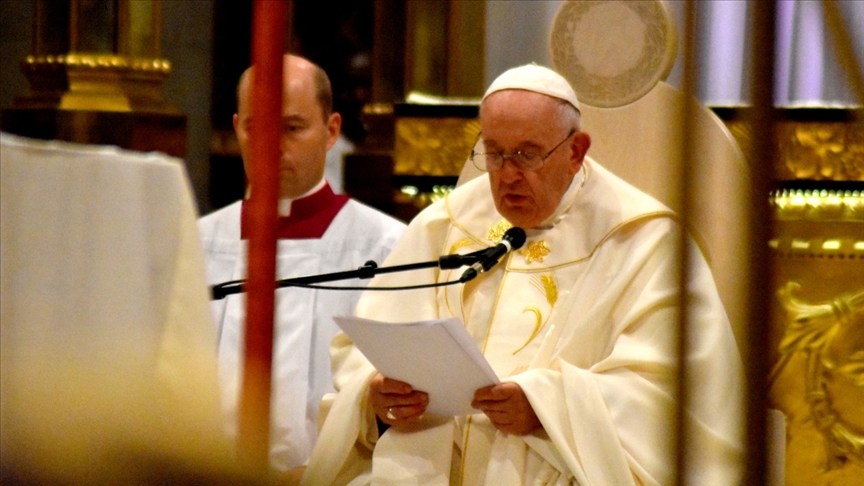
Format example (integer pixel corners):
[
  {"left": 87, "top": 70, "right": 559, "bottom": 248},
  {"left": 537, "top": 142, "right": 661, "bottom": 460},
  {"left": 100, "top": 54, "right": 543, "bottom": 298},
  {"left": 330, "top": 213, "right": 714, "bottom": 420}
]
[{"left": 240, "top": 183, "right": 349, "bottom": 240}]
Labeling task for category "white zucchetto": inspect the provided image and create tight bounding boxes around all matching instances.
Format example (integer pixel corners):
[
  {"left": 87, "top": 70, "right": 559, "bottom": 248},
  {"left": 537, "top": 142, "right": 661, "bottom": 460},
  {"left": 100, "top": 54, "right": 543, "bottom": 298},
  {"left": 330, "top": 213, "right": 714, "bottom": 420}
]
[{"left": 482, "top": 63, "right": 581, "bottom": 113}]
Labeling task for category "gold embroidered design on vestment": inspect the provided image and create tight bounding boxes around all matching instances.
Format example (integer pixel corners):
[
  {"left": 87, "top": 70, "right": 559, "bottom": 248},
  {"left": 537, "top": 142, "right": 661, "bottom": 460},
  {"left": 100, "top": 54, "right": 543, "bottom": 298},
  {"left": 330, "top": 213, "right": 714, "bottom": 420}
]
[
  {"left": 449, "top": 239, "right": 474, "bottom": 254},
  {"left": 537, "top": 274, "right": 558, "bottom": 307},
  {"left": 487, "top": 220, "right": 512, "bottom": 243},
  {"left": 519, "top": 240, "right": 551, "bottom": 263},
  {"left": 513, "top": 273, "right": 558, "bottom": 355},
  {"left": 510, "top": 364, "right": 529, "bottom": 376}
]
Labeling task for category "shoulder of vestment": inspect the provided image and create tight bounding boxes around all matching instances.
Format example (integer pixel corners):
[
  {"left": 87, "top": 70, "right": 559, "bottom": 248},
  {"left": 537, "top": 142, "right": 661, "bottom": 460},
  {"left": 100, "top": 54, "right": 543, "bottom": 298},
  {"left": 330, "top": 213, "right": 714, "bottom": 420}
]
[{"left": 443, "top": 159, "right": 677, "bottom": 270}]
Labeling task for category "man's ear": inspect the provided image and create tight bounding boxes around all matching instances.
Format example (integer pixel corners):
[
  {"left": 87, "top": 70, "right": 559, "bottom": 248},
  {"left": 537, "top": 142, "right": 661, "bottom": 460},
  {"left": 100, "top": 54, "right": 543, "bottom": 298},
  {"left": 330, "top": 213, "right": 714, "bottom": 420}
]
[
  {"left": 567, "top": 131, "right": 591, "bottom": 176},
  {"left": 325, "top": 112, "right": 342, "bottom": 150},
  {"left": 232, "top": 113, "right": 240, "bottom": 134},
  {"left": 572, "top": 131, "right": 591, "bottom": 162}
]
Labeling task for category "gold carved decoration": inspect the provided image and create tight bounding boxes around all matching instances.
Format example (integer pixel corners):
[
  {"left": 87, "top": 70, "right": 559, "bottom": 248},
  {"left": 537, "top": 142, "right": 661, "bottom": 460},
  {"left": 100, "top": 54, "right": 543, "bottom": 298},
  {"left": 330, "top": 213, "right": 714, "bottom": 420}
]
[
  {"left": 23, "top": 53, "right": 172, "bottom": 73},
  {"left": 782, "top": 123, "right": 864, "bottom": 180},
  {"left": 769, "top": 237, "right": 864, "bottom": 260},
  {"left": 17, "top": 54, "right": 175, "bottom": 113},
  {"left": 394, "top": 117, "right": 481, "bottom": 176},
  {"left": 773, "top": 189, "right": 864, "bottom": 222},
  {"left": 513, "top": 273, "right": 559, "bottom": 355},
  {"left": 519, "top": 241, "right": 551, "bottom": 264},
  {"left": 772, "top": 282, "right": 864, "bottom": 471},
  {"left": 487, "top": 220, "right": 512, "bottom": 243},
  {"left": 725, "top": 118, "right": 864, "bottom": 181}
]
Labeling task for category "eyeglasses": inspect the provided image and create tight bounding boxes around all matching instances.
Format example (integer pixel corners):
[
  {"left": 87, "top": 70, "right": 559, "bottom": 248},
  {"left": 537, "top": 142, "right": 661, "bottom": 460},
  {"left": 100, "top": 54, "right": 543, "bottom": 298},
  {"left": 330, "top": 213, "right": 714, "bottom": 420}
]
[{"left": 470, "top": 129, "right": 576, "bottom": 172}]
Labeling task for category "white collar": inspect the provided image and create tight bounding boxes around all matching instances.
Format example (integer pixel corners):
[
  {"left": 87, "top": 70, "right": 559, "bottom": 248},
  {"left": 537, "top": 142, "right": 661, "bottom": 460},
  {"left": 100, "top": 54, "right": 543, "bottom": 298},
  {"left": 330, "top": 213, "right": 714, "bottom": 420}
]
[
  {"left": 536, "top": 163, "right": 588, "bottom": 229},
  {"left": 278, "top": 178, "right": 327, "bottom": 216}
]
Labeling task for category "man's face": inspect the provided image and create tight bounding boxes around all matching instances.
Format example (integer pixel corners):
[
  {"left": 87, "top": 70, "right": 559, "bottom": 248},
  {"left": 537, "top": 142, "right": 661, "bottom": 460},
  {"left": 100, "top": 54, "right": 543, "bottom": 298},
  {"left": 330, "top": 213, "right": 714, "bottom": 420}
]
[
  {"left": 480, "top": 90, "right": 590, "bottom": 228},
  {"left": 234, "top": 58, "right": 341, "bottom": 199}
]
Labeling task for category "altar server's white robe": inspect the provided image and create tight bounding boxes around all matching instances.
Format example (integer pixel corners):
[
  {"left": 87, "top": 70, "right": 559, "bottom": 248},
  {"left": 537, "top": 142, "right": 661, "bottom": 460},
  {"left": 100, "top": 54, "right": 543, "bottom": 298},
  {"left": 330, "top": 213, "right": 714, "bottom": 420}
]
[
  {"left": 198, "top": 198, "right": 405, "bottom": 470},
  {"left": 303, "top": 159, "right": 743, "bottom": 485}
]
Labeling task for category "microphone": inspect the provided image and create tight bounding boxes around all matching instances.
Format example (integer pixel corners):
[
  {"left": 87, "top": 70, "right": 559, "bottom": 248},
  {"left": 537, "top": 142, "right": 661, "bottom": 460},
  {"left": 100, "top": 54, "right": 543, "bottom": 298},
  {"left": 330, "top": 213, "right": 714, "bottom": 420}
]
[{"left": 459, "top": 227, "right": 526, "bottom": 283}]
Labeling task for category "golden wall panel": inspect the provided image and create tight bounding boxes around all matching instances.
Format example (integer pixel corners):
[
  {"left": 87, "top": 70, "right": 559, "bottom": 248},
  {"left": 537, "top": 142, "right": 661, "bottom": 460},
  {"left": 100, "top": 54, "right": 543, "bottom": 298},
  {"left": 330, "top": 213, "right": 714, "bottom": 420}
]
[
  {"left": 723, "top": 110, "right": 864, "bottom": 181},
  {"left": 393, "top": 116, "right": 480, "bottom": 177}
]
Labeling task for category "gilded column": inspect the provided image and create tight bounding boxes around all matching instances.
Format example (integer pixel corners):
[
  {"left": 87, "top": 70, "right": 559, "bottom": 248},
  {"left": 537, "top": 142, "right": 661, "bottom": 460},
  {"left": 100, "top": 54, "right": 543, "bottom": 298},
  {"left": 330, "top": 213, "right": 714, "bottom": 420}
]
[{"left": 1, "top": 0, "right": 185, "bottom": 157}]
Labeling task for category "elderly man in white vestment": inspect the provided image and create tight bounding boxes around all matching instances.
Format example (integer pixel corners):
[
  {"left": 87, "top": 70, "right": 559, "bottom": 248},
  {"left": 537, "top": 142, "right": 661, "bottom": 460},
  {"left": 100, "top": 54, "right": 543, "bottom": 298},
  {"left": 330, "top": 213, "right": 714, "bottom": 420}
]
[
  {"left": 197, "top": 55, "right": 405, "bottom": 472},
  {"left": 301, "top": 64, "right": 744, "bottom": 485}
]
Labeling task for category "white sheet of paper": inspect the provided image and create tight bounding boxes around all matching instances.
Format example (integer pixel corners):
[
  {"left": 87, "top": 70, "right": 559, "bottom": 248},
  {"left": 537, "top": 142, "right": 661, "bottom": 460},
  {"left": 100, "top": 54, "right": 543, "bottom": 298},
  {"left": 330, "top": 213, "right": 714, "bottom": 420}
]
[{"left": 333, "top": 316, "right": 500, "bottom": 416}]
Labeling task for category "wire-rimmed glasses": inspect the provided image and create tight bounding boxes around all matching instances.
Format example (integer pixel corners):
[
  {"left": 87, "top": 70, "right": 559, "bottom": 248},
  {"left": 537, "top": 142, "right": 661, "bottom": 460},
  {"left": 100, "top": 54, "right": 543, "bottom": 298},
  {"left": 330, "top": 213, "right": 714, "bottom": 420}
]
[{"left": 470, "top": 129, "right": 576, "bottom": 172}]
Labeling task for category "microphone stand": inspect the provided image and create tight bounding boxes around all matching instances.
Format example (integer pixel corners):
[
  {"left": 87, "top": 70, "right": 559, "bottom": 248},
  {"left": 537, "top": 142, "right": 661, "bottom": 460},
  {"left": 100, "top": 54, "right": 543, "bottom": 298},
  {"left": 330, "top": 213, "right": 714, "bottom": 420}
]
[{"left": 211, "top": 251, "right": 485, "bottom": 300}]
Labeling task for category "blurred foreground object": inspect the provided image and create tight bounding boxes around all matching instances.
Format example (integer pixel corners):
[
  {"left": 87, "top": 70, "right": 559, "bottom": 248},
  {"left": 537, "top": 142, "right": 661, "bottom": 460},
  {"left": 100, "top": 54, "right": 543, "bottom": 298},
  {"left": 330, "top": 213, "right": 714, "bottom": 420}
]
[{"left": 0, "top": 133, "right": 240, "bottom": 483}]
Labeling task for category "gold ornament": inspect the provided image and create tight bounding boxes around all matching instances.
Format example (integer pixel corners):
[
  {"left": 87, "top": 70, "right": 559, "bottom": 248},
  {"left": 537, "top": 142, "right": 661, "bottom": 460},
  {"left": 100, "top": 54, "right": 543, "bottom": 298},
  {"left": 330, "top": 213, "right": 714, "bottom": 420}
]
[
  {"left": 519, "top": 241, "right": 551, "bottom": 264},
  {"left": 487, "top": 220, "right": 513, "bottom": 242}
]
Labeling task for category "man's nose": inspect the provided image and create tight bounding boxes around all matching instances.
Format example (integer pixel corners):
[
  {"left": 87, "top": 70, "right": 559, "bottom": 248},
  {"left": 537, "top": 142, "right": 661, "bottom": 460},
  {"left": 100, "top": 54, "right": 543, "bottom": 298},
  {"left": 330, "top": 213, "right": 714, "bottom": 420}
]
[
  {"left": 279, "top": 135, "right": 293, "bottom": 156},
  {"left": 497, "top": 157, "right": 523, "bottom": 182}
]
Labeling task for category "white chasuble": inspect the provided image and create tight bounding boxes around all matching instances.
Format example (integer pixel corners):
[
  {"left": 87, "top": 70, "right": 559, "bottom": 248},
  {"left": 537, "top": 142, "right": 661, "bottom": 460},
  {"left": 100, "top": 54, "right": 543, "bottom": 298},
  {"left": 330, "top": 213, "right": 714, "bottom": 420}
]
[{"left": 303, "top": 159, "right": 743, "bottom": 486}]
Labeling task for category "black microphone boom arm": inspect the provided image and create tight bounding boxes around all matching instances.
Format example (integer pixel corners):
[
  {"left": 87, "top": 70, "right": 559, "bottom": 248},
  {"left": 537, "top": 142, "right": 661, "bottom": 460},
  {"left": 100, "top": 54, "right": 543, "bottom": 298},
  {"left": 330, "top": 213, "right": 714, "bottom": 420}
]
[{"left": 210, "top": 251, "right": 486, "bottom": 300}]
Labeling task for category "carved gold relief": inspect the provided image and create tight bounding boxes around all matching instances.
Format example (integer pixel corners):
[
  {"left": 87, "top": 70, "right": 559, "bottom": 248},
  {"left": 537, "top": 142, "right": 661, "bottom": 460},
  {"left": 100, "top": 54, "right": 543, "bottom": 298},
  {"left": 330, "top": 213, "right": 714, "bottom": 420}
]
[
  {"left": 23, "top": 53, "right": 172, "bottom": 73},
  {"left": 772, "top": 282, "right": 864, "bottom": 471},
  {"left": 394, "top": 117, "right": 481, "bottom": 176},
  {"left": 772, "top": 189, "right": 864, "bottom": 222},
  {"left": 16, "top": 53, "right": 175, "bottom": 113},
  {"left": 770, "top": 237, "right": 864, "bottom": 260},
  {"left": 725, "top": 118, "right": 864, "bottom": 181},
  {"left": 782, "top": 123, "right": 864, "bottom": 181}
]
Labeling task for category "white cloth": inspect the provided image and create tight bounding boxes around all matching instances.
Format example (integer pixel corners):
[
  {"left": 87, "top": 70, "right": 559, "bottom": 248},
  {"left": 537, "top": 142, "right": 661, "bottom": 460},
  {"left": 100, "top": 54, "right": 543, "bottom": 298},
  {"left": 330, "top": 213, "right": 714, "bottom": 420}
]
[
  {"left": 303, "top": 158, "right": 744, "bottom": 485},
  {"left": 0, "top": 133, "right": 229, "bottom": 481},
  {"left": 198, "top": 197, "right": 405, "bottom": 470}
]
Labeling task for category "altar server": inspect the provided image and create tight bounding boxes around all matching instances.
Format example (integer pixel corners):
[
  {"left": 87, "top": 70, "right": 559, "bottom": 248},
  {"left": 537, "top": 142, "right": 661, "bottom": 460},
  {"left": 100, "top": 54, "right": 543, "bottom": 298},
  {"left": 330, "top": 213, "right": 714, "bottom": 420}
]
[{"left": 198, "top": 54, "right": 405, "bottom": 471}]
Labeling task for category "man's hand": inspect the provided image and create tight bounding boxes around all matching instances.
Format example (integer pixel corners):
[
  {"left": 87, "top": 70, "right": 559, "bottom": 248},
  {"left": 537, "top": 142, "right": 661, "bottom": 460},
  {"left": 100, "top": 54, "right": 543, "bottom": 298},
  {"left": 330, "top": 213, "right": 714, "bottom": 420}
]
[
  {"left": 472, "top": 382, "right": 541, "bottom": 435},
  {"left": 369, "top": 373, "right": 428, "bottom": 428}
]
